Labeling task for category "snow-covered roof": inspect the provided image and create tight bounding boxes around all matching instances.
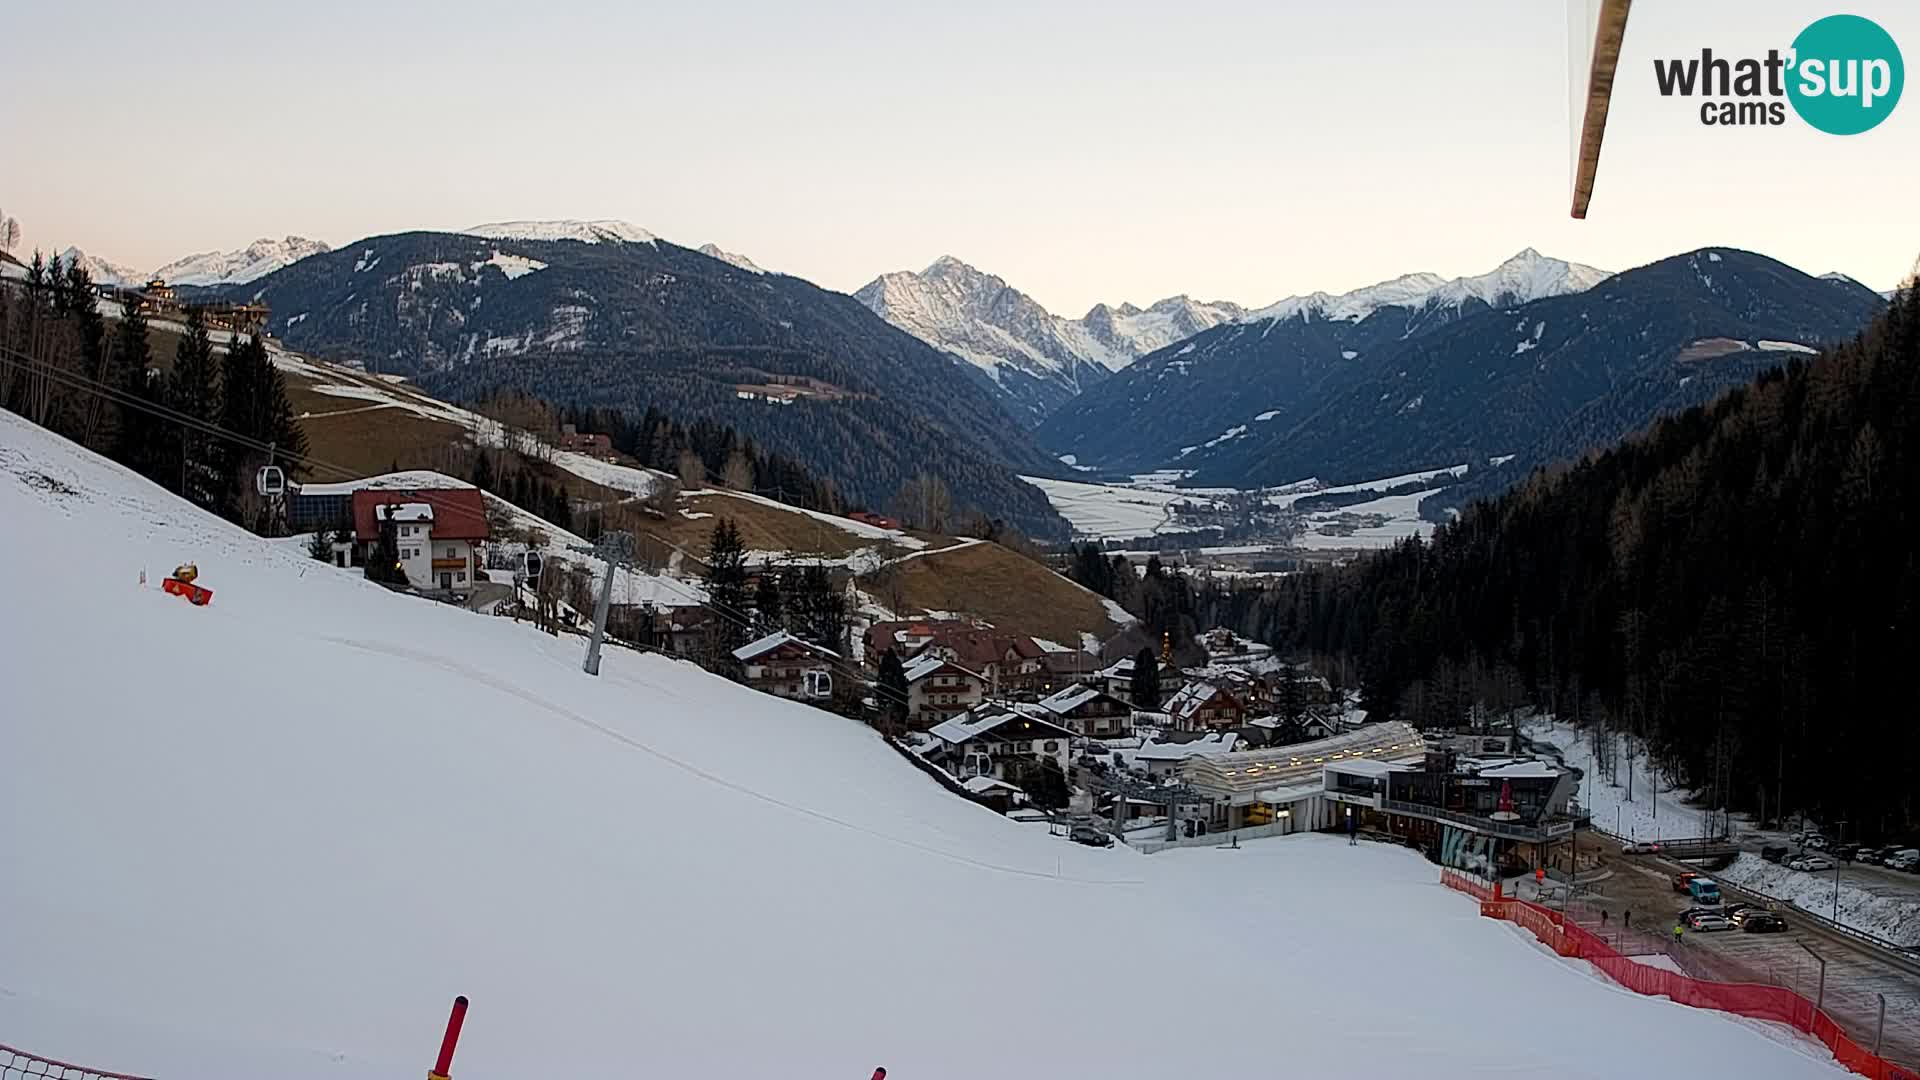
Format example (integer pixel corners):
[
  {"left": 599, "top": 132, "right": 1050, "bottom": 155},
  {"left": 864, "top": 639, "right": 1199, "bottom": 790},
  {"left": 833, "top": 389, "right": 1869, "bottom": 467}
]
[
  {"left": 961, "top": 776, "right": 1024, "bottom": 796},
  {"left": 374, "top": 502, "right": 434, "bottom": 523},
  {"left": 1133, "top": 732, "right": 1239, "bottom": 762},
  {"left": 1477, "top": 760, "right": 1561, "bottom": 780},
  {"left": 902, "top": 653, "right": 977, "bottom": 684},
  {"left": 1099, "top": 657, "right": 1135, "bottom": 679},
  {"left": 1165, "top": 680, "right": 1233, "bottom": 721},
  {"left": 928, "top": 708, "right": 1075, "bottom": 747},
  {"left": 1039, "top": 683, "right": 1104, "bottom": 715},
  {"left": 1181, "top": 722, "right": 1426, "bottom": 800},
  {"left": 1324, "top": 757, "right": 1416, "bottom": 779},
  {"left": 732, "top": 630, "right": 839, "bottom": 663}
]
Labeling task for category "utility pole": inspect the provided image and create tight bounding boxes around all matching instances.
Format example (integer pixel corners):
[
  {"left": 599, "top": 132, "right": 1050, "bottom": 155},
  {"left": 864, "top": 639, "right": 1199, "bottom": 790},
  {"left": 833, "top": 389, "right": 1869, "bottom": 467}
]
[{"left": 574, "top": 531, "right": 635, "bottom": 676}]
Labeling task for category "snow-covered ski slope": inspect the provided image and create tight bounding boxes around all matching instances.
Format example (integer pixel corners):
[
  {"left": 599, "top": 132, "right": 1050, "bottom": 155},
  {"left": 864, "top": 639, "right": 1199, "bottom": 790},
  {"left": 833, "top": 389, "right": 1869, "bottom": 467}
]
[{"left": 0, "top": 412, "right": 1844, "bottom": 1079}]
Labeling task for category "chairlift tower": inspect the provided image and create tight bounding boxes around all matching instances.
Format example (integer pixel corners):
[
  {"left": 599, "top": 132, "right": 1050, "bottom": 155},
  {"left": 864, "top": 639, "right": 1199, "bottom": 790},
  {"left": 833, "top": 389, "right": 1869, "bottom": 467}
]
[
  {"left": 1099, "top": 772, "right": 1213, "bottom": 843},
  {"left": 571, "top": 530, "right": 636, "bottom": 676}
]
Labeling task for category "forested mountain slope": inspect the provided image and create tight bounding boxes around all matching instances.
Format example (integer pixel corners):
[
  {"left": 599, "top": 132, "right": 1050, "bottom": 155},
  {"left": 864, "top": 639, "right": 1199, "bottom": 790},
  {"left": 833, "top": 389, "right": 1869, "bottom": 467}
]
[
  {"left": 1224, "top": 281, "right": 1920, "bottom": 837},
  {"left": 233, "top": 230, "right": 1068, "bottom": 536}
]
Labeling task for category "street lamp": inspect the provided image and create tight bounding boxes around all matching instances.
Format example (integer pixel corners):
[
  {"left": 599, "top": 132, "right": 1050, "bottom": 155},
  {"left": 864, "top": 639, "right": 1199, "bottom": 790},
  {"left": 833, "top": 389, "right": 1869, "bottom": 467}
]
[{"left": 1797, "top": 941, "right": 1827, "bottom": 1016}]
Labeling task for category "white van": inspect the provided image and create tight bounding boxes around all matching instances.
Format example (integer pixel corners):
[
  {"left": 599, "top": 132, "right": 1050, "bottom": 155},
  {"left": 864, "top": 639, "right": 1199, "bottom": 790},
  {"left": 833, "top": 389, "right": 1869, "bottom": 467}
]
[{"left": 1888, "top": 849, "right": 1920, "bottom": 872}]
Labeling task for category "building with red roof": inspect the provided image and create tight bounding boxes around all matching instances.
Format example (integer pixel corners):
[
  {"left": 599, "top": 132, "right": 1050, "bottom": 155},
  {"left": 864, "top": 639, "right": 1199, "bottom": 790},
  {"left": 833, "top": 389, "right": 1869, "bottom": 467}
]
[{"left": 349, "top": 488, "right": 489, "bottom": 592}]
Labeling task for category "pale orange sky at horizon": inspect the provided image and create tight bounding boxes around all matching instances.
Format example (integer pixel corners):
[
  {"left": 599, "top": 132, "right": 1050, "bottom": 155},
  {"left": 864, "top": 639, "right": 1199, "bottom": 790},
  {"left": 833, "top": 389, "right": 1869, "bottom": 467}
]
[{"left": 4, "top": 0, "right": 1914, "bottom": 311}]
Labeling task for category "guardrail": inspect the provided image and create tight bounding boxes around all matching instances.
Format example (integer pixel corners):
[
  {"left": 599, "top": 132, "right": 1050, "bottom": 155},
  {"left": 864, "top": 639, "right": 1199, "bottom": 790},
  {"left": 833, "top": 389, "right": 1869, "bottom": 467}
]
[{"left": 1381, "top": 799, "right": 1587, "bottom": 844}]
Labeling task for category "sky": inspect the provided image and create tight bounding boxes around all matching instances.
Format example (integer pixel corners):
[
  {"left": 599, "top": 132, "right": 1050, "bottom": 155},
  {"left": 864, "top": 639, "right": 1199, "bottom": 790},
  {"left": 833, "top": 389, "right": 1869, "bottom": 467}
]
[{"left": 3, "top": 0, "right": 1914, "bottom": 312}]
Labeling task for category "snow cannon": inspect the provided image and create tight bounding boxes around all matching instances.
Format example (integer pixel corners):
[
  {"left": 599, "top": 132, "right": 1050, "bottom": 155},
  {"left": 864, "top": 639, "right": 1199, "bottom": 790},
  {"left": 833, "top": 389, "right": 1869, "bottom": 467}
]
[{"left": 161, "top": 563, "right": 214, "bottom": 606}]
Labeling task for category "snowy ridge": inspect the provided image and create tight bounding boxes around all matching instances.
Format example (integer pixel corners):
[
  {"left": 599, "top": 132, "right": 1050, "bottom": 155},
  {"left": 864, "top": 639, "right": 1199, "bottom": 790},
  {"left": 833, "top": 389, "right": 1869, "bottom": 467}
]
[
  {"left": 1244, "top": 249, "right": 1610, "bottom": 325},
  {"left": 855, "top": 256, "right": 1243, "bottom": 408},
  {"left": 697, "top": 243, "right": 765, "bottom": 274},
  {"left": 0, "top": 411, "right": 1846, "bottom": 1080},
  {"left": 54, "top": 246, "right": 143, "bottom": 286},
  {"left": 463, "top": 219, "right": 658, "bottom": 246},
  {"left": 154, "top": 237, "right": 331, "bottom": 286}
]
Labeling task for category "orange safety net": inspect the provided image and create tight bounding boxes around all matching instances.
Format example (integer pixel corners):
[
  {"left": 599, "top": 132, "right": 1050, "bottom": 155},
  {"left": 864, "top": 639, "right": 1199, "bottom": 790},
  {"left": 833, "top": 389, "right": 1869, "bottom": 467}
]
[{"left": 1451, "top": 882, "right": 1918, "bottom": 1080}]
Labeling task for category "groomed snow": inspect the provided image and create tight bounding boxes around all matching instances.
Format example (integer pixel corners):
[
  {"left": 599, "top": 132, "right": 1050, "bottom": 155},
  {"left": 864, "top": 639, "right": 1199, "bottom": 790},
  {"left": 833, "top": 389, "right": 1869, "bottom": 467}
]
[{"left": 0, "top": 412, "right": 1847, "bottom": 1080}]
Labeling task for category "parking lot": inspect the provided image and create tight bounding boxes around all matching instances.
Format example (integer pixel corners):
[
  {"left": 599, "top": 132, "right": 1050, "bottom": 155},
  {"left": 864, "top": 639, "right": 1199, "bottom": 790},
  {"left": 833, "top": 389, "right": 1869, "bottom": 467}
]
[{"left": 1569, "top": 837, "right": 1920, "bottom": 1071}]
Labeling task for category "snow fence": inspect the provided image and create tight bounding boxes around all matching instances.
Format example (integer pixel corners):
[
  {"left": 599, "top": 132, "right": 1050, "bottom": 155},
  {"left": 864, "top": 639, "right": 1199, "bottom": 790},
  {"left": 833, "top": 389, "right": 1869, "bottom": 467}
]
[
  {"left": 1438, "top": 870, "right": 1918, "bottom": 1080},
  {"left": 2, "top": 1043, "right": 156, "bottom": 1080}
]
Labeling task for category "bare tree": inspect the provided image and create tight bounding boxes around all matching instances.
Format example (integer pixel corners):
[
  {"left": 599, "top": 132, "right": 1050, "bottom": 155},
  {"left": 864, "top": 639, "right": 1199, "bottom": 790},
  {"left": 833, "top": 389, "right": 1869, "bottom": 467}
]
[
  {"left": 677, "top": 449, "right": 707, "bottom": 489},
  {"left": 0, "top": 210, "right": 20, "bottom": 253},
  {"left": 721, "top": 448, "right": 754, "bottom": 491}
]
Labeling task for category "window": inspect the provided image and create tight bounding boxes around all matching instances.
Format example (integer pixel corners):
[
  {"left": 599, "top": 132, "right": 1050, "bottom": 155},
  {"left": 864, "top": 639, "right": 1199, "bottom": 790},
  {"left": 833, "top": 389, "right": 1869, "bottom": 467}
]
[{"left": 445, "top": 547, "right": 456, "bottom": 559}]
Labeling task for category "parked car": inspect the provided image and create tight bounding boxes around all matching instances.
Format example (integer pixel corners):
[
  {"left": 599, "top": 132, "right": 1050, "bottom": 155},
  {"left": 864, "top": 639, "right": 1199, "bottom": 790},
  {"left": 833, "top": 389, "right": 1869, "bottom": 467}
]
[
  {"left": 1723, "top": 902, "right": 1755, "bottom": 921},
  {"left": 1790, "top": 855, "right": 1835, "bottom": 873},
  {"left": 1686, "top": 911, "right": 1732, "bottom": 931},
  {"left": 1741, "top": 912, "right": 1789, "bottom": 933},
  {"left": 1836, "top": 843, "right": 1861, "bottom": 862},
  {"left": 1806, "top": 835, "right": 1831, "bottom": 850},
  {"left": 1068, "top": 823, "right": 1114, "bottom": 848},
  {"left": 1760, "top": 845, "right": 1790, "bottom": 863},
  {"left": 1686, "top": 877, "right": 1723, "bottom": 906},
  {"left": 1889, "top": 849, "right": 1920, "bottom": 872},
  {"left": 1857, "top": 848, "right": 1883, "bottom": 865}
]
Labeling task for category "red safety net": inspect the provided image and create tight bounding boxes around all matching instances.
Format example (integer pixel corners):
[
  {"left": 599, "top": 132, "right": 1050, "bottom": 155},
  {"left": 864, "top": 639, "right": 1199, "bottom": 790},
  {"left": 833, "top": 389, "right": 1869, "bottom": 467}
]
[{"left": 1459, "top": 886, "right": 1919, "bottom": 1080}]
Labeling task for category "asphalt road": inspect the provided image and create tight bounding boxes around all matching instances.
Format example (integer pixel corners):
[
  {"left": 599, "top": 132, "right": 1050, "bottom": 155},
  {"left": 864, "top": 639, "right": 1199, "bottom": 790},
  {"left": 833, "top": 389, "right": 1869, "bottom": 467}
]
[{"left": 1577, "top": 834, "right": 1920, "bottom": 1071}]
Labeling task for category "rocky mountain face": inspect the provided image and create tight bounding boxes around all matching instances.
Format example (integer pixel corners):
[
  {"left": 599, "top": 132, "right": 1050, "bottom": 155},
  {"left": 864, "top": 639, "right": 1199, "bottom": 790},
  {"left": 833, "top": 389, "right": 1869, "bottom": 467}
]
[
  {"left": 227, "top": 227, "right": 1069, "bottom": 536},
  {"left": 855, "top": 256, "right": 1242, "bottom": 424}
]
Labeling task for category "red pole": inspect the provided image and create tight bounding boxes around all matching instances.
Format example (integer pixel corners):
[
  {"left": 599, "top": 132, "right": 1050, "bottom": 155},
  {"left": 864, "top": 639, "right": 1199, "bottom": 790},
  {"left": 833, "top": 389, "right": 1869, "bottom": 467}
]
[{"left": 430, "top": 996, "right": 468, "bottom": 1080}]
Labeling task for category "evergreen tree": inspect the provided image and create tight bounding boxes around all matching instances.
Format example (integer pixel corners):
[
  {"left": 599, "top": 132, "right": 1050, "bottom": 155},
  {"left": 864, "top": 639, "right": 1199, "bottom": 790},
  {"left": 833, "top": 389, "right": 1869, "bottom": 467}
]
[
  {"left": 364, "top": 508, "right": 406, "bottom": 585},
  {"left": 110, "top": 298, "right": 168, "bottom": 482},
  {"left": 877, "top": 647, "right": 910, "bottom": 735},
  {"left": 1130, "top": 646, "right": 1162, "bottom": 710},
  {"left": 167, "top": 308, "right": 221, "bottom": 509},
  {"left": 753, "top": 563, "right": 785, "bottom": 633},
  {"left": 1276, "top": 660, "right": 1306, "bottom": 725},
  {"left": 704, "top": 517, "right": 751, "bottom": 655},
  {"left": 308, "top": 527, "right": 335, "bottom": 562},
  {"left": 472, "top": 450, "right": 495, "bottom": 492}
]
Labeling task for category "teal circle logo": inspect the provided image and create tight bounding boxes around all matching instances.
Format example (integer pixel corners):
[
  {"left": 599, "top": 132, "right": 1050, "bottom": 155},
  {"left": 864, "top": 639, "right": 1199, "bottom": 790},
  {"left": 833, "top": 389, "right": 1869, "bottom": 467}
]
[{"left": 1787, "top": 14, "right": 1903, "bottom": 134}]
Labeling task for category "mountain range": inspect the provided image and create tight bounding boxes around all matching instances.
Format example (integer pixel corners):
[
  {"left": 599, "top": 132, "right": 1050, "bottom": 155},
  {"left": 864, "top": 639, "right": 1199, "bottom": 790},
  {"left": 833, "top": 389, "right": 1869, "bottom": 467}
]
[
  {"left": 855, "top": 256, "right": 1244, "bottom": 424},
  {"left": 1036, "top": 249, "right": 1613, "bottom": 473},
  {"left": 224, "top": 222, "right": 1071, "bottom": 536},
  {"left": 57, "top": 236, "right": 330, "bottom": 287},
  {"left": 1087, "top": 249, "right": 1885, "bottom": 503}
]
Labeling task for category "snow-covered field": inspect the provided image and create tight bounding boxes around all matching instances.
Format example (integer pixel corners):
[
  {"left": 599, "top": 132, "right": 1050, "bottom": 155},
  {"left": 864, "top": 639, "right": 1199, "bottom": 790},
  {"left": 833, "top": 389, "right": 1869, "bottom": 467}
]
[
  {"left": 1020, "top": 474, "right": 1224, "bottom": 539},
  {"left": 0, "top": 412, "right": 1846, "bottom": 1080},
  {"left": 1025, "top": 466, "right": 1464, "bottom": 550}
]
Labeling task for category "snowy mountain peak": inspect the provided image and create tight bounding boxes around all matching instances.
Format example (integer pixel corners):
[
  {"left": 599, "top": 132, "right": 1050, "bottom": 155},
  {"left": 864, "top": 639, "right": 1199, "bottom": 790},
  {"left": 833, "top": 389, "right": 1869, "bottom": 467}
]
[
  {"left": 54, "top": 246, "right": 143, "bottom": 286},
  {"left": 153, "top": 236, "right": 331, "bottom": 286},
  {"left": 856, "top": 258, "right": 1245, "bottom": 422},
  {"left": 463, "top": 219, "right": 658, "bottom": 246},
  {"left": 697, "top": 243, "right": 765, "bottom": 274},
  {"left": 1245, "top": 251, "right": 1609, "bottom": 325}
]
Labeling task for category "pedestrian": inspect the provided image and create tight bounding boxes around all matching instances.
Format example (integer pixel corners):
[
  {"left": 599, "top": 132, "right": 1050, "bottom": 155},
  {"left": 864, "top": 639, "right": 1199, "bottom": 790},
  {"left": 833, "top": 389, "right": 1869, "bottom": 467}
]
[
  {"left": 1601, "top": 909, "right": 1609, "bottom": 927},
  {"left": 1673, "top": 922, "right": 1684, "bottom": 943},
  {"left": 1624, "top": 909, "right": 1632, "bottom": 930}
]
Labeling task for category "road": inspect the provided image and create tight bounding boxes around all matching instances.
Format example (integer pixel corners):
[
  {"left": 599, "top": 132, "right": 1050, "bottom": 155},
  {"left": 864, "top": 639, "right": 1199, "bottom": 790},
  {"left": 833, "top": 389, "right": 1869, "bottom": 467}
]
[{"left": 1572, "top": 834, "right": 1920, "bottom": 1071}]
